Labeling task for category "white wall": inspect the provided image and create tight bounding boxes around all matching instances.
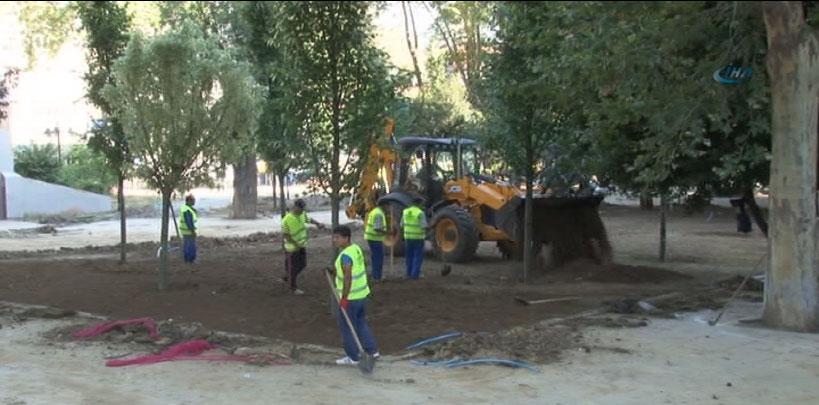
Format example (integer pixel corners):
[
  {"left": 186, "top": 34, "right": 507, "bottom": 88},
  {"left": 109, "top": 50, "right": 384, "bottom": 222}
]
[
  {"left": 2, "top": 172, "right": 112, "bottom": 218},
  {"left": 0, "top": 128, "right": 12, "bottom": 172}
]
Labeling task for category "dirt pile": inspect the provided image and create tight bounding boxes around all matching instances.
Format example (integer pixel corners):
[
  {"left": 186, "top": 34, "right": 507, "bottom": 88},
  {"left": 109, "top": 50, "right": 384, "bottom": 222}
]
[
  {"left": 422, "top": 324, "right": 581, "bottom": 364},
  {"left": 531, "top": 259, "right": 692, "bottom": 284},
  {"left": 717, "top": 274, "right": 764, "bottom": 292}
]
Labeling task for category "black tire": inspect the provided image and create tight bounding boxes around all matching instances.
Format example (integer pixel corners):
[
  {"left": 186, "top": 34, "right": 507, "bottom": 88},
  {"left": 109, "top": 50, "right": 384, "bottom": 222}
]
[
  {"left": 432, "top": 205, "right": 479, "bottom": 263},
  {"left": 384, "top": 201, "right": 406, "bottom": 257}
]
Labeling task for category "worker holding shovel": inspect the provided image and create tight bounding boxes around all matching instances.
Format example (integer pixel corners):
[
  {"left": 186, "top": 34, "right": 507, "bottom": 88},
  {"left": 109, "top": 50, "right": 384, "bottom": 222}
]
[{"left": 327, "top": 225, "right": 379, "bottom": 369}]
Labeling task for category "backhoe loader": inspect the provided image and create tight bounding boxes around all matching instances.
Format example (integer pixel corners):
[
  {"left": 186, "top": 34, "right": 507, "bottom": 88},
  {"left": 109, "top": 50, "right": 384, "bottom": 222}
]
[{"left": 346, "top": 119, "right": 611, "bottom": 264}]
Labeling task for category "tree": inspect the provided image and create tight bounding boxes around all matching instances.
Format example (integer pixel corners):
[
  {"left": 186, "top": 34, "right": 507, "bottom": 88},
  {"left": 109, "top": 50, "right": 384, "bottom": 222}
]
[
  {"left": 484, "top": 2, "right": 566, "bottom": 282},
  {"left": 276, "top": 1, "right": 396, "bottom": 228},
  {"left": 103, "top": 24, "right": 261, "bottom": 289},
  {"left": 76, "top": 0, "right": 133, "bottom": 264},
  {"left": 401, "top": 1, "right": 424, "bottom": 93},
  {"left": 17, "top": 1, "right": 76, "bottom": 67},
  {"left": 510, "top": 2, "right": 772, "bottom": 260},
  {"left": 240, "top": 1, "right": 304, "bottom": 218},
  {"left": 0, "top": 69, "right": 18, "bottom": 121},
  {"left": 761, "top": 1, "right": 819, "bottom": 332},
  {"left": 160, "top": 1, "right": 262, "bottom": 220},
  {"left": 426, "top": 1, "right": 493, "bottom": 109},
  {"left": 13, "top": 144, "right": 61, "bottom": 183},
  {"left": 57, "top": 144, "right": 118, "bottom": 194}
]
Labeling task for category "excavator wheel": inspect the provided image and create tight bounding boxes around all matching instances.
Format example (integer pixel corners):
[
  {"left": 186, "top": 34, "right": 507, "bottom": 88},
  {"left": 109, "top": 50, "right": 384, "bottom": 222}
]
[
  {"left": 383, "top": 201, "right": 406, "bottom": 257},
  {"left": 432, "top": 205, "right": 479, "bottom": 263}
]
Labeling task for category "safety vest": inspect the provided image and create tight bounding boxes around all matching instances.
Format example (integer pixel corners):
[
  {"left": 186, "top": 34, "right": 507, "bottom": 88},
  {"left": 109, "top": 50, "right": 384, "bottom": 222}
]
[
  {"left": 282, "top": 211, "right": 309, "bottom": 252},
  {"left": 365, "top": 206, "right": 386, "bottom": 242},
  {"left": 178, "top": 204, "right": 198, "bottom": 236},
  {"left": 335, "top": 243, "right": 370, "bottom": 300},
  {"left": 402, "top": 205, "right": 425, "bottom": 240}
]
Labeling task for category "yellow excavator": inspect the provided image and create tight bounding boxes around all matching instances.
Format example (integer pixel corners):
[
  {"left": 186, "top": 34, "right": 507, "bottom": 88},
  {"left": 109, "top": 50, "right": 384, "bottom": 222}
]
[{"left": 346, "top": 119, "right": 610, "bottom": 264}]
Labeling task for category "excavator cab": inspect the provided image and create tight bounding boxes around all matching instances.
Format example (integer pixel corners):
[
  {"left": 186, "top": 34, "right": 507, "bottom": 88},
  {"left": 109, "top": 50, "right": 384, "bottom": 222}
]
[{"left": 394, "top": 137, "right": 479, "bottom": 209}]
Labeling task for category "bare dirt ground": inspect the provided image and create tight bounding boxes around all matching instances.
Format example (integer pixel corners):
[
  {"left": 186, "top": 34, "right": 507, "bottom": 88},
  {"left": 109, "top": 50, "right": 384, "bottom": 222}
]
[
  {"left": 3, "top": 203, "right": 804, "bottom": 404},
  {"left": 0, "top": 205, "right": 751, "bottom": 355}
]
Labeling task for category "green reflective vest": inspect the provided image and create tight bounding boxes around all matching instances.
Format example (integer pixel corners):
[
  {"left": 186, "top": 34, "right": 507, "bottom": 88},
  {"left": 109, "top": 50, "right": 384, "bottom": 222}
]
[
  {"left": 335, "top": 243, "right": 370, "bottom": 300},
  {"left": 282, "top": 211, "right": 309, "bottom": 252},
  {"left": 365, "top": 207, "right": 386, "bottom": 242},
  {"left": 178, "top": 204, "right": 198, "bottom": 236},
  {"left": 402, "top": 205, "right": 425, "bottom": 240}
]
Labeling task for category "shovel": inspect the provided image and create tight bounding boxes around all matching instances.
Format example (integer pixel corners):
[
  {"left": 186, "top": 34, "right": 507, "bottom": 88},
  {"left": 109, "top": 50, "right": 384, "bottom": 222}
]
[{"left": 323, "top": 269, "right": 375, "bottom": 374}]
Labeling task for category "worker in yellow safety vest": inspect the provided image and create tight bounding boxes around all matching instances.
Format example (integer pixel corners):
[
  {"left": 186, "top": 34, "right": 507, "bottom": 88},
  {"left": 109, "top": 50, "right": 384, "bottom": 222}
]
[
  {"left": 281, "top": 198, "right": 326, "bottom": 295},
  {"left": 401, "top": 196, "right": 428, "bottom": 280},
  {"left": 178, "top": 194, "right": 198, "bottom": 264},
  {"left": 331, "top": 225, "right": 379, "bottom": 366},
  {"left": 364, "top": 199, "right": 390, "bottom": 281}
]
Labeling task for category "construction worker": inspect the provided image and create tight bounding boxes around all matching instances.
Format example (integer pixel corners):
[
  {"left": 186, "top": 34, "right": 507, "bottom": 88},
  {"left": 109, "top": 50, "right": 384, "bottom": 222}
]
[
  {"left": 331, "top": 225, "right": 379, "bottom": 365},
  {"left": 364, "top": 199, "right": 389, "bottom": 281},
  {"left": 401, "top": 196, "right": 427, "bottom": 280},
  {"left": 282, "top": 198, "right": 326, "bottom": 295},
  {"left": 178, "top": 194, "right": 198, "bottom": 264}
]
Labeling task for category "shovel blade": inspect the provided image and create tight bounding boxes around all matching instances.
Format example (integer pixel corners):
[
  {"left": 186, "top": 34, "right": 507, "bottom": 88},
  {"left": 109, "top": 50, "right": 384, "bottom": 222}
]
[{"left": 358, "top": 353, "right": 375, "bottom": 374}]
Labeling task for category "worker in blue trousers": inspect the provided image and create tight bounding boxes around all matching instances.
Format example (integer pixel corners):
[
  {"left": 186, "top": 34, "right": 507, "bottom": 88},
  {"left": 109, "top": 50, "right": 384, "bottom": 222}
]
[
  {"left": 178, "top": 194, "right": 198, "bottom": 264},
  {"left": 331, "top": 225, "right": 379, "bottom": 366},
  {"left": 401, "top": 196, "right": 428, "bottom": 280},
  {"left": 364, "top": 199, "right": 390, "bottom": 281}
]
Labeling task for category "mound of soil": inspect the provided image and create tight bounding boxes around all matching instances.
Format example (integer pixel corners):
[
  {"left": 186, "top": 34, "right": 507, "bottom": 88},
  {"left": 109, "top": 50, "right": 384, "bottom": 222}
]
[
  {"left": 536, "top": 259, "right": 691, "bottom": 284},
  {"left": 423, "top": 323, "right": 581, "bottom": 364}
]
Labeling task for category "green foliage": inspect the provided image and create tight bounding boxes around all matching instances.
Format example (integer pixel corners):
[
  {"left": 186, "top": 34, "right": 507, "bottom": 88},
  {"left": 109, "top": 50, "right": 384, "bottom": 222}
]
[
  {"left": 102, "top": 22, "right": 262, "bottom": 194},
  {"left": 427, "top": 1, "right": 494, "bottom": 108},
  {"left": 390, "top": 96, "right": 476, "bottom": 137},
  {"left": 240, "top": 1, "right": 302, "bottom": 174},
  {"left": 18, "top": 1, "right": 76, "bottom": 67},
  {"left": 0, "top": 69, "right": 19, "bottom": 121},
  {"left": 555, "top": 1, "right": 771, "bottom": 196},
  {"left": 483, "top": 2, "right": 566, "bottom": 181},
  {"left": 13, "top": 144, "right": 61, "bottom": 183},
  {"left": 480, "top": 2, "right": 770, "bottom": 200},
  {"left": 273, "top": 1, "right": 396, "bottom": 206},
  {"left": 57, "top": 144, "right": 118, "bottom": 194},
  {"left": 76, "top": 1, "right": 132, "bottom": 176}
]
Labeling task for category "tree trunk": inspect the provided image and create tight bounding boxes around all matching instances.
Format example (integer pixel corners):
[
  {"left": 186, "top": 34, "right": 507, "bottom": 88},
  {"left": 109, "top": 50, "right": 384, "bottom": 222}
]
[
  {"left": 401, "top": 1, "right": 424, "bottom": 92},
  {"left": 272, "top": 171, "right": 277, "bottom": 210},
  {"left": 231, "top": 153, "right": 258, "bottom": 219},
  {"left": 331, "top": 104, "right": 341, "bottom": 228},
  {"left": 743, "top": 188, "right": 768, "bottom": 237},
  {"left": 522, "top": 126, "right": 534, "bottom": 283},
  {"left": 278, "top": 170, "right": 287, "bottom": 218},
  {"left": 639, "top": 192, "right": 654, "bottom": 210},
  {"left": 118, "top": 174, "right": 126, "bottom": 264},
  {"left": 523, "top": 175, "right": 533, "bottom": 284},
  {"left": 659, "top": 194, "right": 668, "bottom": 262},
  {"left": 762, "top": 1, "right": 819, "bottom": 332},
  {"left": 158, "top": 190, "right": 172, "bottom": 290}
]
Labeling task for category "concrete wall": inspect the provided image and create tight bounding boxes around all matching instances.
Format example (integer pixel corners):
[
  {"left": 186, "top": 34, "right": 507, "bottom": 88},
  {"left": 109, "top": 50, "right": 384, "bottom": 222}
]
[
  {"left": 1, "top": 172, "right": 112, "bottom": 218},
  {"left": 0, "top": 129, "right": 12, "bottom": 172}
]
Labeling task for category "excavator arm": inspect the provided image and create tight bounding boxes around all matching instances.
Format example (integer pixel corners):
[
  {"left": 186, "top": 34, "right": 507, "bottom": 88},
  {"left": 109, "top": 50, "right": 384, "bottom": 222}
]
[{"left": 345, "top": 118, "right": 399, "bottom": 220}]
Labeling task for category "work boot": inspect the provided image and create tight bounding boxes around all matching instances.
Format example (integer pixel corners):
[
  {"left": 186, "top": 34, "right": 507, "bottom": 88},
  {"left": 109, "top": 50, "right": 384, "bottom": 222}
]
[{"left": 335, "top": 356, "right": 359, "bottom": 366}]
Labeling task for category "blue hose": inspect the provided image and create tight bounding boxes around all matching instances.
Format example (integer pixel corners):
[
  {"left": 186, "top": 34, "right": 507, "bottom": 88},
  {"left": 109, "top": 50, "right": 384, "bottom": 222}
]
[
  {"left": 405, "top": 331, "right": 463, "bottom": 351},
  {"left": 409, "top": 358, "right": 461, "bottom": 367},
  {"left": 446, "top": 358, "right": 540, "bottom": 373}
]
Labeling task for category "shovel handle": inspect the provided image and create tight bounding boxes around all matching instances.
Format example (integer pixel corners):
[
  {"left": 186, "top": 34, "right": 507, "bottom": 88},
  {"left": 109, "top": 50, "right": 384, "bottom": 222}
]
[{"left": 323, "top": 269, "right": 366, "bottom": 354}]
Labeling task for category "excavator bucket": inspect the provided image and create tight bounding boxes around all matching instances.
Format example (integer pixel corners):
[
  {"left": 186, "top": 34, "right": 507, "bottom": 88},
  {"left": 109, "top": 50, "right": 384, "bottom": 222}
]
[{"left": 496, "top": 195, "right": 612, "bottom": 266}]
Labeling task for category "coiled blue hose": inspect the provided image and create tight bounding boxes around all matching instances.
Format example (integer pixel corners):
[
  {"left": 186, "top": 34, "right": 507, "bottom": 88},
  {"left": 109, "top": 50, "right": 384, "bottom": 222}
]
[
  {"left": 410, "top": 357, "right": 539, "bottom": 373},
  {"left": 404, "top": 331, "right": 463, "bottom": 350}
]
